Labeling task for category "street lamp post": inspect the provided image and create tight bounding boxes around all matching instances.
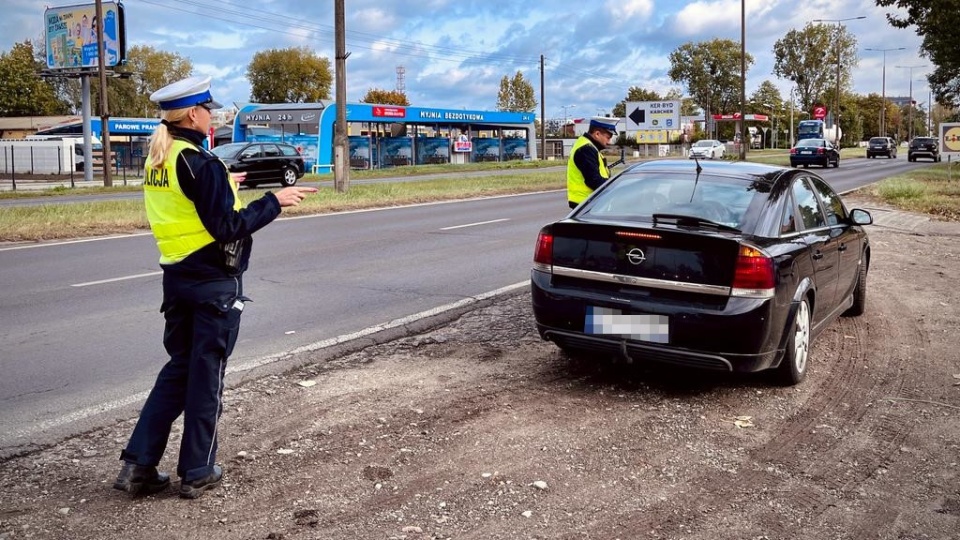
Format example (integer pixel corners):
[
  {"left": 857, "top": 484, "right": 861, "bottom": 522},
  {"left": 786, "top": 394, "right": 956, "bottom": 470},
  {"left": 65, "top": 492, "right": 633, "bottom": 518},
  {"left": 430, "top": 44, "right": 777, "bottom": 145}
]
[
  {"left": 814, "top": 16, "right": 865, "bottom": 146},
  {"left": 560, "top": 104, "right": 576, "bottom": 137},
  {"left": 865, "top": 47, "right": 905, "bottom": 136},
  {"left": 895, "top": 64, "right": 927, "bottom": 142}
]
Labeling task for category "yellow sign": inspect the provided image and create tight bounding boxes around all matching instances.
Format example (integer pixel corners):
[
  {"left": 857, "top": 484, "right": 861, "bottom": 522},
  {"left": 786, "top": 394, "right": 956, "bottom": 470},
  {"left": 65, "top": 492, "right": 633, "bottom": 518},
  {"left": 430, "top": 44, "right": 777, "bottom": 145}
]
[
  {"left": 942, "top": 124, "right": 960, "bottom": 153},
  {"left": 633, "top": 130, "right": 678, "bottom": 144}
]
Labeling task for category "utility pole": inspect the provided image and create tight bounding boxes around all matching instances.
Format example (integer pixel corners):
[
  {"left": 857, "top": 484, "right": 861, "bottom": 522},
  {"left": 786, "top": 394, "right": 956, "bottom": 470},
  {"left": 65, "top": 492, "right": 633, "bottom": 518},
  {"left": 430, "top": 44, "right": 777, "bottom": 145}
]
[
  {"left": 539, "top": 54, "right": 545, "bottom": 160},
  {"left": 95, "top": 0, "right": 112, "bottom": 187},
  {"left": 738, "top": 0, "right": 746, "bottom": 160},
  {"left": 895, "top": 64, "right": 927, "bottom": 142},
  {"left": 815, "top": 16, "right": 865, "bottom": 146},
  {"left": 865, "top": 47, "right": 904, "bottom": 136},
  {"left": 333, "top": 0, "right": 350, "bottom": 192}
]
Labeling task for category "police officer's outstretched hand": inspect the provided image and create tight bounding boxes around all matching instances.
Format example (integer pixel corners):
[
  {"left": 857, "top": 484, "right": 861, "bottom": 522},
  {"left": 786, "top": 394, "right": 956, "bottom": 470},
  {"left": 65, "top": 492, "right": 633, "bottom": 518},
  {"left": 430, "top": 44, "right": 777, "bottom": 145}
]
[{"left": 274, "top": 186, "right": 317, "bottom": 208}]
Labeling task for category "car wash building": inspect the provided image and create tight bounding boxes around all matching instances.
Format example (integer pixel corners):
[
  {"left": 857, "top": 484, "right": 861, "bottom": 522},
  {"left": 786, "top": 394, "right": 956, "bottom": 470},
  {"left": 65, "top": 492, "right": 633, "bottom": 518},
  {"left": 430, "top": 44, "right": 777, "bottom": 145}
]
[{"left": 232, "top": 102, "right": 537, "bottom": 172}]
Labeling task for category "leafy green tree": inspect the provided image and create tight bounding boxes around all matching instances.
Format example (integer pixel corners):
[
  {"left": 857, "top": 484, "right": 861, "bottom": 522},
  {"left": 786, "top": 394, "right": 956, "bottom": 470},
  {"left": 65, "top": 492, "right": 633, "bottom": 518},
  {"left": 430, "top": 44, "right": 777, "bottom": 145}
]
[
  {"left": 875, "top": 0, "right": 960, "bottom": 108},
  {"left": 247, "top": 47, "right": 332, "bottom": 103},
  {"left": 611, "top": 87, "right": 661, "bottom": 118},
  {"left": 360, "top": 88, "right": 409, "bottom": 106},
  {"left": 495, "top": 71, "right": 536, "bottom": 112},
  {"left": 668, "top": 39, "right": 754, "bottom": 130},
  {"left": 772, "top": 23, "right": 859, "bottom": 113},
  {"left": 0, "top": 40, "right": 69, "bottom": 116},
  {"left": 87, "top": 45, "right": 194, "bottom": 117},
  {"left": 663, "top": 88, "right": 700, "bottom": 117}
]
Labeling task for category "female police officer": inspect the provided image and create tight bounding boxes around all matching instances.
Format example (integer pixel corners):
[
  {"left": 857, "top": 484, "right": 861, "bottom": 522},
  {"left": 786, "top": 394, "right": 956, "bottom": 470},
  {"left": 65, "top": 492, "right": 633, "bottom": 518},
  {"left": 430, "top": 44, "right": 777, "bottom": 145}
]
[{"left": 113, "top": 76, "right": 316, "bottom": 499}]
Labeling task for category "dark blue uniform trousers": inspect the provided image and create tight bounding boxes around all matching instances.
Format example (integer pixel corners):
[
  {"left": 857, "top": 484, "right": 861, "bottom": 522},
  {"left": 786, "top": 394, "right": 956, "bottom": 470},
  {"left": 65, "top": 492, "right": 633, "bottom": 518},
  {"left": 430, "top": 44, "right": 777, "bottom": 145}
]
[{"left": 121, "top": 275, "right": 242, "bottom": 483}]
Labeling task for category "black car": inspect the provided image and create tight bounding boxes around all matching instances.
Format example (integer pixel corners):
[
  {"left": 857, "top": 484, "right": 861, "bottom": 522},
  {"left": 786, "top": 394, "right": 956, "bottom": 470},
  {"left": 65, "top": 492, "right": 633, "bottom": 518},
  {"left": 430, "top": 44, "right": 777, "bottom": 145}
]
[
  {"left": 531, "top": 160, "right": 873, "bottom": 385},
  {"left": 908, "top": 137, "right": 941, "bottom": 162},
  {"left": 210, "top": 142, "right": 305, "bottom": 187},
  {"left": 789, "top": 138, "right": 840, "bottom": 168},
  {"left": 866, "top": 136, "right": 897, "bottom": 159}
]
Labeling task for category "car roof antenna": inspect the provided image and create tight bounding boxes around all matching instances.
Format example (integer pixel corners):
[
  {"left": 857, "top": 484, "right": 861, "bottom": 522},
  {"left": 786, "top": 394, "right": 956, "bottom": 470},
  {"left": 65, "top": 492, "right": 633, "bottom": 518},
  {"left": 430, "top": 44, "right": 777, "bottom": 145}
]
[{"left": 693, "top": 157, "right": 702, "bottom": 175}]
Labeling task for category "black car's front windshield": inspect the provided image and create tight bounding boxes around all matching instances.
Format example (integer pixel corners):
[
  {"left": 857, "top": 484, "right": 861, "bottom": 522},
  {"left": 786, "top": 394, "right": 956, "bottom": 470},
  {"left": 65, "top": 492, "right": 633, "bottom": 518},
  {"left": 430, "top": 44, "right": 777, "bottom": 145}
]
[
  {"left": 579, "top": 172, "right": 756, "bottom": 230},
  {"left": 210, "top": 144, "right": 245, "bottom": 159}
]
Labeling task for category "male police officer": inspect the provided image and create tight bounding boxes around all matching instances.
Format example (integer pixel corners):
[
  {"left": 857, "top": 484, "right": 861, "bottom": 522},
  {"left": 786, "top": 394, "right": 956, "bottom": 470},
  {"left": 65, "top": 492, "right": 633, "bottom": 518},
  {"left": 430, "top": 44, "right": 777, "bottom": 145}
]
[
  {"left": 567, "top": 117, "right": 618, "bottom": 209},
  {"left": 113, "top": 76, "right": 314, "bottom": 499}
]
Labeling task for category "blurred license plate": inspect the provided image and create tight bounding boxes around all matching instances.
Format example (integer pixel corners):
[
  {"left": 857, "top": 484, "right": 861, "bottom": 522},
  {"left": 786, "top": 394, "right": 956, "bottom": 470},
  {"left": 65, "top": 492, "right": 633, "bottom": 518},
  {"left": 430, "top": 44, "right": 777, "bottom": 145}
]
[
  {"left": 585, "top": 306, "right": 668, "bottom": 343},
  {"left": 801, "top": 150, "right": 812, "bottom": 154}
]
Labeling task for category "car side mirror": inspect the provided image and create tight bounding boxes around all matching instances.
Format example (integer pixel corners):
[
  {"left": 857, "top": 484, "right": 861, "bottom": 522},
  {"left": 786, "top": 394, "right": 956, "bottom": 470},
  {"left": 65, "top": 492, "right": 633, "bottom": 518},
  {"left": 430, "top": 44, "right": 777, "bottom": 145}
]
[{"left": 850, "top": 208, "right": 873, "bottom": 225}]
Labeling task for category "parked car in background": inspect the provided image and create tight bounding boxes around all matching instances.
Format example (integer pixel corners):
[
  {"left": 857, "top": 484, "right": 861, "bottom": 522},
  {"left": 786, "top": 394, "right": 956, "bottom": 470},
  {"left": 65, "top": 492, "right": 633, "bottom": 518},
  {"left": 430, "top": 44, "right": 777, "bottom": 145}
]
[
  {"left": 688, "top": 139, "right": 726, "bottom": 160},
  {"left": 866, "top": 136, "right": 897, "bottom": 159},
  {"left": 908, "top": 137, "right": 941, "bottom": 162},
  {"left": 790, "top": 138, "right": 840, "bottom": 168},
  {"left": 531, "top": 160, "right": 873, "bottom": 385},
  {"left": 210, "top": 142, "right": 305, "bottom": 187}
]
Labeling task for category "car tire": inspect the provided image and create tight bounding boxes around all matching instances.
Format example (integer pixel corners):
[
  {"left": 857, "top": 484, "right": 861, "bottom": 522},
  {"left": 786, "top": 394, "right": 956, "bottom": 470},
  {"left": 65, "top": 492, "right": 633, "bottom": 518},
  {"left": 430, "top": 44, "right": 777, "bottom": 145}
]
[
  {"left": 775, "top": 298, "right": 811, "bottom": 386},
  {"left": 802, "top": 164, "right": 809, "bottom": 168},
  {"left": 280, "top": 167, "right": 298, "bottom": 187},
  {"left": 832, "top": 157, "right": 839, "bottom": 168},
  {"left": 843, "top": 259, "right": 868, "bottom": 317}
]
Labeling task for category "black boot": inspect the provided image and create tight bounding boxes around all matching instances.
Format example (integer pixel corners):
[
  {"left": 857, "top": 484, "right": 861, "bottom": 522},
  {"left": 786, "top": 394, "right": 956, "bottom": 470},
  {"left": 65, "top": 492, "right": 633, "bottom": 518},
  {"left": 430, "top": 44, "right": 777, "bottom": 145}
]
[
  {"left": 113, "top": 462, "right": 171, "bottom": 496},
  {"left": 179, "top": 464, "right": 223, "bottom": 499}
]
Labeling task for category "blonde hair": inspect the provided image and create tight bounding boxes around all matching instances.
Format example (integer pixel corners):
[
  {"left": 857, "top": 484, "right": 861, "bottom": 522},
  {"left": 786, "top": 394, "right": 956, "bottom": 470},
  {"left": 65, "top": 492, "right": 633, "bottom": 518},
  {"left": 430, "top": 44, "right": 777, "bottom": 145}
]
[{"left": 146, "top": 107, "right": 193, "bottom": 169}]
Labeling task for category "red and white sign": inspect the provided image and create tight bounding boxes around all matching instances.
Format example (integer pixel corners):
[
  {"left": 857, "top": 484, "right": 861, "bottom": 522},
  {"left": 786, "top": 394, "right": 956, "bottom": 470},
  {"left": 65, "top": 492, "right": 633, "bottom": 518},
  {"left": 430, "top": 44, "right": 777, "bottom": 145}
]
[
  {"left": 711, "top": 113, "right": 769, "bottom": 121},
  {"left": 372, "top": 106, "right": 406, "bottom": 118},
  {"left": 454, "top": 141, "right": 472, "bottom": 153},
  {"left": 813, "top": 105, "right": 827, "bottom": 120}
]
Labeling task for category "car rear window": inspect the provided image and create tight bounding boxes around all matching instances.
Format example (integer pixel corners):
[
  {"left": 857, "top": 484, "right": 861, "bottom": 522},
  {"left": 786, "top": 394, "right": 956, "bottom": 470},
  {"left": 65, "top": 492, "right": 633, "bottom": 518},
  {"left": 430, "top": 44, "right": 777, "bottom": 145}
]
[
  {"left": 869, "top": 137, "right": 888, "bottom": 144},
  {"left": 580, "top": 172, "right": 758, "bottom": 229},
  {"left": 279, "top": 145, "right": 300, "bottom": 157}
]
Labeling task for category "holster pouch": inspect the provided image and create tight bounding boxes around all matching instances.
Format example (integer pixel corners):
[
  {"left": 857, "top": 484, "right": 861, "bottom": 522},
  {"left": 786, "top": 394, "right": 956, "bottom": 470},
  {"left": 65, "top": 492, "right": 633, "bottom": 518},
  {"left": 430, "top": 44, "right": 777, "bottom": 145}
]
[{"left": 220, "top": 238, "right": 249, "bottom": 275}]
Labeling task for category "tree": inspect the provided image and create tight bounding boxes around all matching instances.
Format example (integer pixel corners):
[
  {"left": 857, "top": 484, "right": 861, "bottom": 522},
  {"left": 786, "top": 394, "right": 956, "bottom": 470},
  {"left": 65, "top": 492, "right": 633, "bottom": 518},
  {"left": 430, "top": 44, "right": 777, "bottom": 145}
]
[
  {"left": 611, "top": 87, "right": 661, "bottom": 118},
  {"left": 875, "top": 0, "right": 960, "bottom": 108},
  {"left": 111, "top": 45, "right": 193, "bottom": 116},
  {"left": 495, "top": 71, "right": 536, "bottom": 112},
  {"left": 0, "top": 40, "right": 70, "bottom": 116},
  {"left": 247, "top": 47, "right": 332, "bottom": 103},
  {"left": 360, "top": 88, "right": 409, "bottom": 106},
  {"left": 772, "top": 23, "right": 859, "bottom": 114},
  {"left": 668, "top": 38, "right": 754, "bottom": 137}
]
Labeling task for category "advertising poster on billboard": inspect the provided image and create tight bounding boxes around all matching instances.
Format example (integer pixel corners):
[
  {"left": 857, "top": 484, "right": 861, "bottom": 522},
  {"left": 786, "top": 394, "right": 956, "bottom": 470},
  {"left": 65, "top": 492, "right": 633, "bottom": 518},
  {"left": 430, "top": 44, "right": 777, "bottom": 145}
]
[
  {"left": 44, "top": 2, "right": 124, "bottom": 70},
  {"left": 472, "top": 138, "right": 500, "bottom": 162},
  {"left": 502, "top": 138, "right": 527, "bottom": 160},
  {"left": 381, "top": 137, "right": 412, "bottom": 167},
  {"left": 348, "top": 136, "right": 371, "bottom": 169},
  {"left": 416, "top": 137, "right": 450, "bottom": 165}
]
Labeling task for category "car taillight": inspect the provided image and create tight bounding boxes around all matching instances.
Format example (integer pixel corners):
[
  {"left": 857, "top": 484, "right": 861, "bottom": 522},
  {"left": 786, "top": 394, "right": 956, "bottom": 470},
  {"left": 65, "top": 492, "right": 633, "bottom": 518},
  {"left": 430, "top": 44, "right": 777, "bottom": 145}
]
[
  {"left": 817, "top": 148, "right": 825, "bottom": 154},
  {"left": 533, "top": 231, "right": 553, "bottom": 272},
  {"left": 789, "top": 148, "right": 797, "bottom": 155},
  {"left": 731, "top": 244, "right": 775, "bottom": 298}
]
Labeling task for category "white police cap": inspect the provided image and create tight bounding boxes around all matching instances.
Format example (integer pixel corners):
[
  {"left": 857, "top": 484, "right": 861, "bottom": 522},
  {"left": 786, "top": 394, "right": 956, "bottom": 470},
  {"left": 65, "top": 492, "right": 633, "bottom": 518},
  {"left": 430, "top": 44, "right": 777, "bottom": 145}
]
[
  {"left": 589, "top": 117, "right": 618, "bottom": 135},
  {"left": 149, "top": 75, "right": 223, "bottom": 111}
]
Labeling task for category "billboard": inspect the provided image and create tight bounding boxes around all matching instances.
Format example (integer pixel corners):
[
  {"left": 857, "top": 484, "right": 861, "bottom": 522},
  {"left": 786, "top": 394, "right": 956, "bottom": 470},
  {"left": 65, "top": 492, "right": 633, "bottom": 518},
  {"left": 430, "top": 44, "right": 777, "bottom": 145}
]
[
  {"left": 45, "top": 2, "right": 125, "bottom": 70},
  {"left": 625, "top": 101, "right": 680, "bottom": 131}
]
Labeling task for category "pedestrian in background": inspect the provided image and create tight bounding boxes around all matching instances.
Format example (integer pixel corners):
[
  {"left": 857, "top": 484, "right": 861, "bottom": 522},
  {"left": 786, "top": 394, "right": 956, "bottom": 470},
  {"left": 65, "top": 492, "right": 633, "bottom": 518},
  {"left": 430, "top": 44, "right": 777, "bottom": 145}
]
[
  {"left": 113, "top": 75, "right": 316, "bottom": 499},
  {"left": 567, "top": 117, "right": 618, "bottom": 209}
]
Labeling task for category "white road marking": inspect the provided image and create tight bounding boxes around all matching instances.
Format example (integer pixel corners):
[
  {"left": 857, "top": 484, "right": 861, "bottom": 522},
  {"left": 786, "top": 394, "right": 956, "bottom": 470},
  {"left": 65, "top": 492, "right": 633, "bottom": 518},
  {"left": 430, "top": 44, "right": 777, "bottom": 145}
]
[
  {"left": 71, "top": 271, "right": 162, "bottom": 287},
  {"left": 439, "top": 218, "right": 510, "bottom": 230},
  {"left": 6, "top": 280, "right": 530, "bottom": 440},
  {"left": 0, "top": 233, "right": 152, "bottom": 252}
]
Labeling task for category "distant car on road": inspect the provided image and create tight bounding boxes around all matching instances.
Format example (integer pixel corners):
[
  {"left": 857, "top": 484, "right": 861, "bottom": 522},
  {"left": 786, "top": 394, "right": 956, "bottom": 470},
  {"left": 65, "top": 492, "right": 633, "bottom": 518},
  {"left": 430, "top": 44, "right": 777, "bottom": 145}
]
[
  {"left": 790, "top": 138, "right": 840, "bottom": 168},
  {"left": 531, "top": 159, "right": 873, "bottom": 385},
  {"left": 908, "top": 137, "right": 941, "bottom": 162},
  {"left": 210, "top": 142, "right": 305, "bottom": 187},
  {"left": 689, "top": 139, "right": 726, "bottom": 160},
  {"left": 866, "top": 136, "right": 897, "bottom": 159}
]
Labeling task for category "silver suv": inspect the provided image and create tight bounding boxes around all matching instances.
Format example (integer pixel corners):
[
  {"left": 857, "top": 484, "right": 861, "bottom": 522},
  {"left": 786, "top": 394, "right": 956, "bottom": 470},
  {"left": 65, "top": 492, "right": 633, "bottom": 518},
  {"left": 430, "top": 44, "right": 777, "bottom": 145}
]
[{"left": 867, "top": 137, "right": 897, "bottom": 159}]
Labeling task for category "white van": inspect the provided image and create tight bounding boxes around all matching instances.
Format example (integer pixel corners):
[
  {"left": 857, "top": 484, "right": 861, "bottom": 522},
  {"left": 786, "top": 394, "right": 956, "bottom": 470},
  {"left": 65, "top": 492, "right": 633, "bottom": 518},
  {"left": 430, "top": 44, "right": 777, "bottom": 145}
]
[{"left": 24, "top": 135, "right": 102, "bottom": 172}]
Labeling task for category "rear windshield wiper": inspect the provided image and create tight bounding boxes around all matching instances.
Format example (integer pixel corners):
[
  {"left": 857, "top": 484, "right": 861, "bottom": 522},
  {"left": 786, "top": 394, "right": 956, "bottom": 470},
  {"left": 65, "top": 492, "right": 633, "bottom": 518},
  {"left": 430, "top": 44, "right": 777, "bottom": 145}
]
[{"left": 652, "top": 213, "right": 742, "bottom": 233}]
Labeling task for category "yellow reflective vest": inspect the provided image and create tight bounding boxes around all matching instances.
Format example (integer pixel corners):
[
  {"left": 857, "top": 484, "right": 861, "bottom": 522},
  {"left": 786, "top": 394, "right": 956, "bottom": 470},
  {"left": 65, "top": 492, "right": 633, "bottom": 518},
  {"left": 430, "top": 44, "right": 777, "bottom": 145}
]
[
  {"left": 566, "top": 135, "right": 610, "bottom": 205},
  {"left": 143, "top": 139, "right": 242, "bottom": 264}
]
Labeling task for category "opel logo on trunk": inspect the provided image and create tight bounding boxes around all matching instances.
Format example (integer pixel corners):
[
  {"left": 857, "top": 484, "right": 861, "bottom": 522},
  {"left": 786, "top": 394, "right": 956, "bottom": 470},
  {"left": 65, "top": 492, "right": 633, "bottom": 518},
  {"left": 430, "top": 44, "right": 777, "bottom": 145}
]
[{"left": 626, "top": 248, "right": 646, "bottom": 265}]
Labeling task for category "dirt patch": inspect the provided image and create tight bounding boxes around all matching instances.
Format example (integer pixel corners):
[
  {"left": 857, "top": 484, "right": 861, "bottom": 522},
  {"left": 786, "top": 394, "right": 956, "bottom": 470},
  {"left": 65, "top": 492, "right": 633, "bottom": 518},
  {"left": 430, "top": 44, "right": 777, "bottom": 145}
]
[{"left": 1, "top": 198, "right": 959, "bottom": 540}]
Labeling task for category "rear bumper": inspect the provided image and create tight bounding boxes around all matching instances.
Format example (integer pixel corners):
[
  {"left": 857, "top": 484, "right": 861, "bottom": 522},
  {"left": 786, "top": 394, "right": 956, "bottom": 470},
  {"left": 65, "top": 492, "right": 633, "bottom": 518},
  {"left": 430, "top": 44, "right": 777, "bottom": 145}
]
[
  {"left": 908, "top": 151, "right": 938, "bottom": 160},
  {"left": 531, "top": 271, "right": 784, "bottom": 373}
]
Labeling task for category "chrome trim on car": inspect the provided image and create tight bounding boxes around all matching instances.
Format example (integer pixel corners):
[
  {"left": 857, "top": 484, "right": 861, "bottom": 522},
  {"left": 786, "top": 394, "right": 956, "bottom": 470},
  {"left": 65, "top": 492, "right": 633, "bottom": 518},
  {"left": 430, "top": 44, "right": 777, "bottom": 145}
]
[{"left": 553, "top": 266, "right": 731, "bottom": 295}]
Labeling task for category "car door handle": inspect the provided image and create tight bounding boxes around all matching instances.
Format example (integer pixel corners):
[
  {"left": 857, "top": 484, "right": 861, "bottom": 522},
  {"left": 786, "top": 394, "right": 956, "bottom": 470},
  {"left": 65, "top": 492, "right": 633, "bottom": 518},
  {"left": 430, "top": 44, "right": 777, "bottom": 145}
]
[{"left": 812, "top": 251, "right": 824, "bottom": 260}]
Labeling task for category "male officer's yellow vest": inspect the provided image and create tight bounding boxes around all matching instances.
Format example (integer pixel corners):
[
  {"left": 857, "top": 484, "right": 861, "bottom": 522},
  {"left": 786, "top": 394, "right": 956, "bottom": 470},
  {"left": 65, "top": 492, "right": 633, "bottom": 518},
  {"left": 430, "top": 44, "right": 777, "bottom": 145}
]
[
  {"left": 566, "top": 135, "right": 610, "bottom": 205},
  {"left": 143, "top": 139, "right": 242, "bottom": 264}
]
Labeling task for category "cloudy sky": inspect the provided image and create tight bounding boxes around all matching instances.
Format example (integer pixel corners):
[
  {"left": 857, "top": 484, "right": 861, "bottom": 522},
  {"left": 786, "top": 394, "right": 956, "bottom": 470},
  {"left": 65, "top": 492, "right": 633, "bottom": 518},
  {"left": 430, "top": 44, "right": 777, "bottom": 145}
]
[{"left": 4, "top": 0, "right": 929, "bottom": 121}]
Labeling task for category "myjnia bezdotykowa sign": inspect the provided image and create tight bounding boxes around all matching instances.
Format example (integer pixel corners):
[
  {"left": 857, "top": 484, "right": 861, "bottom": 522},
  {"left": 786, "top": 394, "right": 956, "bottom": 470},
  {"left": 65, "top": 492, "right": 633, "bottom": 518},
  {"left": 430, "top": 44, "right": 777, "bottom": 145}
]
[{"left": 44, "top": 2, "right": 126, "bottom": 70}]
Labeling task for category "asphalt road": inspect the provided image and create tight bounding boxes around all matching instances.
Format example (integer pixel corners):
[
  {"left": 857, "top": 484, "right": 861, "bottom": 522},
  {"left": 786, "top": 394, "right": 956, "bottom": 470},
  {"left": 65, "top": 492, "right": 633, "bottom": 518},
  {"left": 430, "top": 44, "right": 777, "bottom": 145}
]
[{"left": 0, "top": 157, "right": 934, "bottom": 455}]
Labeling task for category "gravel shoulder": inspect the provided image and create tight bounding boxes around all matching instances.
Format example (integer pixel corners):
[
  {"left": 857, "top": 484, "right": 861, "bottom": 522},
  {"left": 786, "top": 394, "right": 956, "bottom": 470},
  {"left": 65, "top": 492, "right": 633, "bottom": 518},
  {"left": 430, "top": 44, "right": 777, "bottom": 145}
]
[{"left": 1, "top": 198, "right": 959, "bottom": 540}]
